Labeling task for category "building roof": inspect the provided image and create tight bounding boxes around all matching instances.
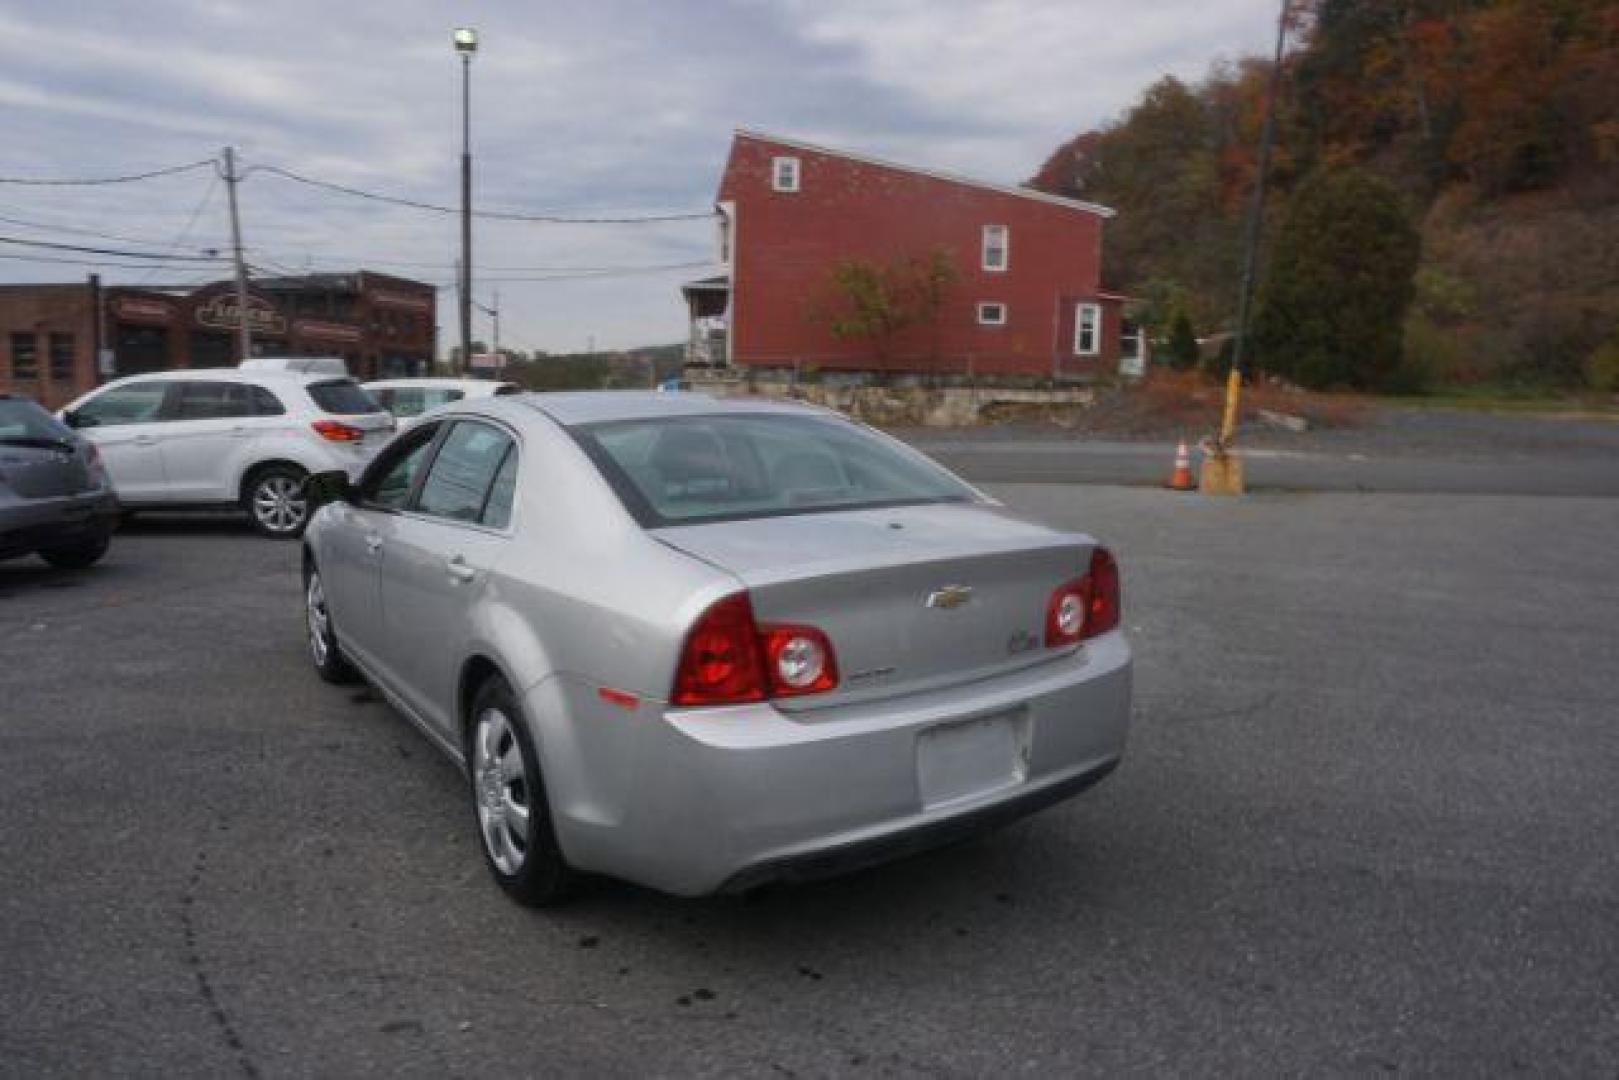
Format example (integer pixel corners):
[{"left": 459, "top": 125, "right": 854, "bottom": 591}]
[{"left": 733, "top": 129, "right": 1116, "bottom": 219}]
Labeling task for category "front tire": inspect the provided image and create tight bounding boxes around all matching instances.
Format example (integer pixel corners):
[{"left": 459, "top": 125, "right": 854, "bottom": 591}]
[
  {"left": 38, "top": 534, "right": 110, "bottom": 570},
  {"left": 468, "top": 677, "right": 575, "bottom": 906},
  {"left": 304, "top": 566, "right": 357, "bottom": 684},
  {"left": 246, "top": 464, "right": 311, "bottom": 539}
]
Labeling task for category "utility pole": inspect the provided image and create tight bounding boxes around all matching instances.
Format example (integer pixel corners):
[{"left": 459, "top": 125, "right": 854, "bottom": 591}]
[
  {"left": 1204, "top": 0, "right": 1290, "bottom": 495},
  {"left": 221, "top": 146, "right": 253, "bottom": 362}
]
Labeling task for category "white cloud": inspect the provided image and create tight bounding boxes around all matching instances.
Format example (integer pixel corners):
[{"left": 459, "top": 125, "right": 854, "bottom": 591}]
[{"left": 0, "top": 0, "right": 1281, "bottom": 354}]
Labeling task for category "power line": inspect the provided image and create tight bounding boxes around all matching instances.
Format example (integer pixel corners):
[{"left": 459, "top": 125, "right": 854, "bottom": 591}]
[
  {"left": 0, "top": 158, "right": 218, "bottom": 186},
  {"left": 243, "top": 163, "right": 716, "bottom": 224},
  {"left": 0, "top": 252, "right": 219, "bottom": 272},
  {"left": 0, "top": 207, "right": 218, "bottom": 255},
  {"left": 137, "top": 174, "right": 221, "bottom": 284},
  {"left": 0, "top": 235, "right": 227, "bottom": 262}
]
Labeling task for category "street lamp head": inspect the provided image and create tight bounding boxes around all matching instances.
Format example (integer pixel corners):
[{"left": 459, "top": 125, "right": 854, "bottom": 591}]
[{"left": 452, "top": 27, "right": 478, "bottom": 55}]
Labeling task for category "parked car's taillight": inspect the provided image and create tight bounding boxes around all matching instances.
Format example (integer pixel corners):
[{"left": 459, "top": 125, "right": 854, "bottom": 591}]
[
  {"left": 84, "top": 442, "right": 107, "bottom": 487},
  {"left": 1045, "top": 546, "right": 1121, "bottom": 647},
  {"left": 311, "top": 419, "right": 365, "bottom": 443},
  {"left": 760, "top": 624, "right": 839, "bottom": 697},
  {"left": 672, "top": 593, "right": 840, "bottom": 706}
]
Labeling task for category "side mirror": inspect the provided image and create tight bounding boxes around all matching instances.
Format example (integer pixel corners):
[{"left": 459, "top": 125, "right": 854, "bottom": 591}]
[
  {"left": 61, "top": 408, "right": 86, "bottom": 429},
  {"left": 304, "top": 470, "right": 355, "bottom": 508}
]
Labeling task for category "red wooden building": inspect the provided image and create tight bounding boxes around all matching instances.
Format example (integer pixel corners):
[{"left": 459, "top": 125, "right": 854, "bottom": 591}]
[{"left": 683, "top": 130, "right": 1143, "bottom": 379}]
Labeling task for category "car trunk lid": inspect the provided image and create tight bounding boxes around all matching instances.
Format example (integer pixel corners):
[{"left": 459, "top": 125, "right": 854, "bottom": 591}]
[
  {"left": 653, "top": 503, "right": 1093, "bottom": 710},
  {"left": 0, "top": 439, "right": 94, "bottom": 499}
]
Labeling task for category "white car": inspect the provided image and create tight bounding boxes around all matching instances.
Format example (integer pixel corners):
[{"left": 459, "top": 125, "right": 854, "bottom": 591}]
[
  {"left": 60, "top": 361, "right": 394, "bottom": 538},
  {"left": 364, "top": 378, "right": 521, "bottom": 432}
]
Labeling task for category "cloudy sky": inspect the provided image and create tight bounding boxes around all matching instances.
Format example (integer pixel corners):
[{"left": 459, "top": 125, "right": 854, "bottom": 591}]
[{"left": 0, "top": 0, "right": 1278, "bottom": 355}]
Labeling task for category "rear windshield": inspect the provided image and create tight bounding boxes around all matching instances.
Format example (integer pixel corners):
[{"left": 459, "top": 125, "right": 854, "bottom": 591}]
[
  {"left": 0, "top": 397, "right": 72, "bottom": 443},
  {"left": 572, "top": 413, "right": 978, "bottom": 527},
  {"left": 305, "top": 379, "right": 383, "bottom": 416}
]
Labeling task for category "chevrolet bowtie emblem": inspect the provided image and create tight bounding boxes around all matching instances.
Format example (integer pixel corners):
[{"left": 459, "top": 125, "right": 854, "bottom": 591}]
[{"left": 925, "top": 585, "right": 973, "bottom": 610}]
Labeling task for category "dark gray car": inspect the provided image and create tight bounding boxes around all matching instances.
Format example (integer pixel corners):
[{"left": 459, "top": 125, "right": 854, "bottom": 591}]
[{"left": 0, "top": 394, "right": 119, "bottom": 569}]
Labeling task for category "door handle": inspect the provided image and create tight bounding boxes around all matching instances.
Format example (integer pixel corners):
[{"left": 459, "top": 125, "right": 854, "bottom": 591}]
[
  {"left": 134, "top": 435, "right": 157, "bottom": 446},
  {"left": 364, "top": 534, "right": 383, "bottom": 554},
  {"left": 446, "top": 555, "right": 477, "bottom": 583}
]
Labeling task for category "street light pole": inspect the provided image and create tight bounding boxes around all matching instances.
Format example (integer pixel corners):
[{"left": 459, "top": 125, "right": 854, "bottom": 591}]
[{"left": 453, "top": 27, "right": 478, "bottom": 375}]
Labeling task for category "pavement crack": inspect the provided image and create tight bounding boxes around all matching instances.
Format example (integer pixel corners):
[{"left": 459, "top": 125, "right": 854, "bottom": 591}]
[{"left": 179, "top": 849, "right": 261, "bottom": 1079}]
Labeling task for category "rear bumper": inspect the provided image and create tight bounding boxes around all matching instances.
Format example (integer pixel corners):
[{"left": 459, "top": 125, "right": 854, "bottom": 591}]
[
  {"left": 528, "top": 632, "right": 1132, "bottom": 896},
  {"left": 717, "top": 756, "right": 1119, "bottom": 893},
  {"left": 0, "top": 489, "right": 118, "bottom": 559}
]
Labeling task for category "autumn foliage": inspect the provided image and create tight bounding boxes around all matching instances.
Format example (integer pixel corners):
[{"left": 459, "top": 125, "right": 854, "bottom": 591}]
[{"left": 1031, "top": 0, "right": 1619, "bottom": 390}]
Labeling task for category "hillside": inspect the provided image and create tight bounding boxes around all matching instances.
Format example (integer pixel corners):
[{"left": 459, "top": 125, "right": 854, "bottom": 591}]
[{"left": 1029, "top": 0, "right": 1619, "bottom": 391}]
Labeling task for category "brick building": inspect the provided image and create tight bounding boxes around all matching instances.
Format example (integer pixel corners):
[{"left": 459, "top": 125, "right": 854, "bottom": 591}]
[
  {"left": 0, "top": 271, "right": 436, "bottom": 409},
  {"left": 683, "top": 130, "right": 1144, "bottom": 380}
]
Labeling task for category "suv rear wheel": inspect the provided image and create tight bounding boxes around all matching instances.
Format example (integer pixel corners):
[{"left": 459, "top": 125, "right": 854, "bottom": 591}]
[{"left": 245, "top": 464, "right": 311, "bottom": 539}]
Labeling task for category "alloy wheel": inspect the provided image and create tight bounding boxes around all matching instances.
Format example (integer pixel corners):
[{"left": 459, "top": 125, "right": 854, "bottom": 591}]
[
  {"left": 472, "top": 707, "right": 532, "bottom": 875},
  {"left": 306, "top": 573, "right": 331, "bottom": 668},
  {"left": 253, "top": 474, "right": 309, "bottom": 535}
]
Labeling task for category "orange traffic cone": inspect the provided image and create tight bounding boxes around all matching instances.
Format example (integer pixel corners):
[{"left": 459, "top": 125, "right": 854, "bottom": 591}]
[{"left": 1167, "top": 440, "right": 1195, "bottom": 491}]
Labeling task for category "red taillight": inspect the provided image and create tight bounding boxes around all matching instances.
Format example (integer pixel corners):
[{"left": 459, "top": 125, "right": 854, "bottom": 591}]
[
  {"left": 1083, "top": 546, "right": 1121, "bottom": 638},
  {"left": 671, "top": 594, "right": 840, "bottom": 706},
  {"left": 672, "top": 593, "right": 768, "bottom": 706},
  {"left": 1045, "top": 546, "right": 1121, "bottom": 647},
  {"left": 311, "top": 419, "right": 365, "bottom": 443}
]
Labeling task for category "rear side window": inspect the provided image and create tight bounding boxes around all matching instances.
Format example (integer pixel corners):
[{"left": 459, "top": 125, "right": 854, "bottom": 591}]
[
  {"left": 305, "top": 379, "right": 381, "bottom": 415},
  {"left": 251, "top": 385, "right": 286, "bottom": 416},
  {"left": 0, "top": 397, "right": 72, "bottom": 441},
  {"left": 415, "top": 421, "right": 516, "bottom": 525},
  {"left": 75, "top": 382, "right": 170, "bottom": 427},
  {"left": 173, "top": 381, "right": 256, "bottom": 420}
]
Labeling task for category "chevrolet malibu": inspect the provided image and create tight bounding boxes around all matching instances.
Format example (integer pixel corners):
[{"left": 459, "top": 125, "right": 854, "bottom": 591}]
[{"left": 301, "top": 392, "right": 1131, "bottom": 904}]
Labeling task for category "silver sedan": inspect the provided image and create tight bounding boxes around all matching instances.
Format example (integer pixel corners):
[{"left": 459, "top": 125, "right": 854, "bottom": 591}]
[{"left": 301, "top": 392, "right": 1131, "bottom": 903}]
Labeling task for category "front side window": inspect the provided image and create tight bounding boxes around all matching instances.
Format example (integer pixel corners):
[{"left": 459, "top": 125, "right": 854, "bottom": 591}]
[
  {"left": 415, "top": 421, "right": 516, "bottom": 525},
  {"left": 173, "top": 381, "right": 256, "bottom": 420},
  {"left": 75, "top": 382, "right": 170, "bottom": 427},
  {"left": 574, "top": 413, "right": 978, "bottom": 527},
  {"left": 1074, "top": 303, "right": 1101, "bottom": 356},
  {"left": 9, "top": 333, "right": 38, "bottom": 381},
  {"left": 362, "top": 423, "right": 441, "bottom": 511},
  {"left": 771, "top": 156, "right": 800, "bottom": 193},
  {"left": 982, "top": 224, "right": 1008, "bottom": 271}
]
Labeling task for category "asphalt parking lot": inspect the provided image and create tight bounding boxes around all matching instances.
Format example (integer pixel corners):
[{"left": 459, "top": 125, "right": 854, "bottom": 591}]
[{"left": 3, "top": 484, "right": 1618, "bottom": 1076}]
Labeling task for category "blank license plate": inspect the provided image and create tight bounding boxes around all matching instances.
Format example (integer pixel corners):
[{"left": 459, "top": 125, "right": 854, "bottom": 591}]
[{"left": 917, "top": 713, "right": 1026, "bottom": 809}]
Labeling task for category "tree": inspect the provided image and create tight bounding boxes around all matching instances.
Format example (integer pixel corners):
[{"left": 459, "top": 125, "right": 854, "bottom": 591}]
[
  {"left": 1251, "top": 167, "right": 1421, "bottom": 389},
  {"left": 813, "top": 249, "right": 958, "bottom": 362},
  {"left": 1168, "top": 311, "right": 1200, "bottom": 371}
]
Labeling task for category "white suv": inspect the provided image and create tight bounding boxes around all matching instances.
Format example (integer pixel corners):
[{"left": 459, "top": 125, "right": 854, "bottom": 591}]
[{"left": 60, "top": 361, "right": 394, "bottom": 538}]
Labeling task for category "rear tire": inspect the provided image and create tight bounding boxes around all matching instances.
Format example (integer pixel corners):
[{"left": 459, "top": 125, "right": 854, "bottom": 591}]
[
  {"left": 467, "top": 677, "right": 575, "bottom": 907},
  {"left": 304, "top": 565, "right": 358, "bottom": 684},
  {"left": 38, "top": 535, "right": 110, "bottom": 570},
  {"left": 245, "top": 464, "right": 311, "bottom": 539}
]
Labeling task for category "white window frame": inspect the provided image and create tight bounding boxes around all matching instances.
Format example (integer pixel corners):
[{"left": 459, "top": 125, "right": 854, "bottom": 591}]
[
  {"left": 1074, "top": 302, "right": 1102, "bottom": 356},
  {"left": 981, "top": 224, "right": 1009, "bottom": 272},
  {"left": 771, "top": 156, "right": 800, "bottom": 193},
  {"left": 976, "top": 302, "right": 1007, "bottom": 326}
]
